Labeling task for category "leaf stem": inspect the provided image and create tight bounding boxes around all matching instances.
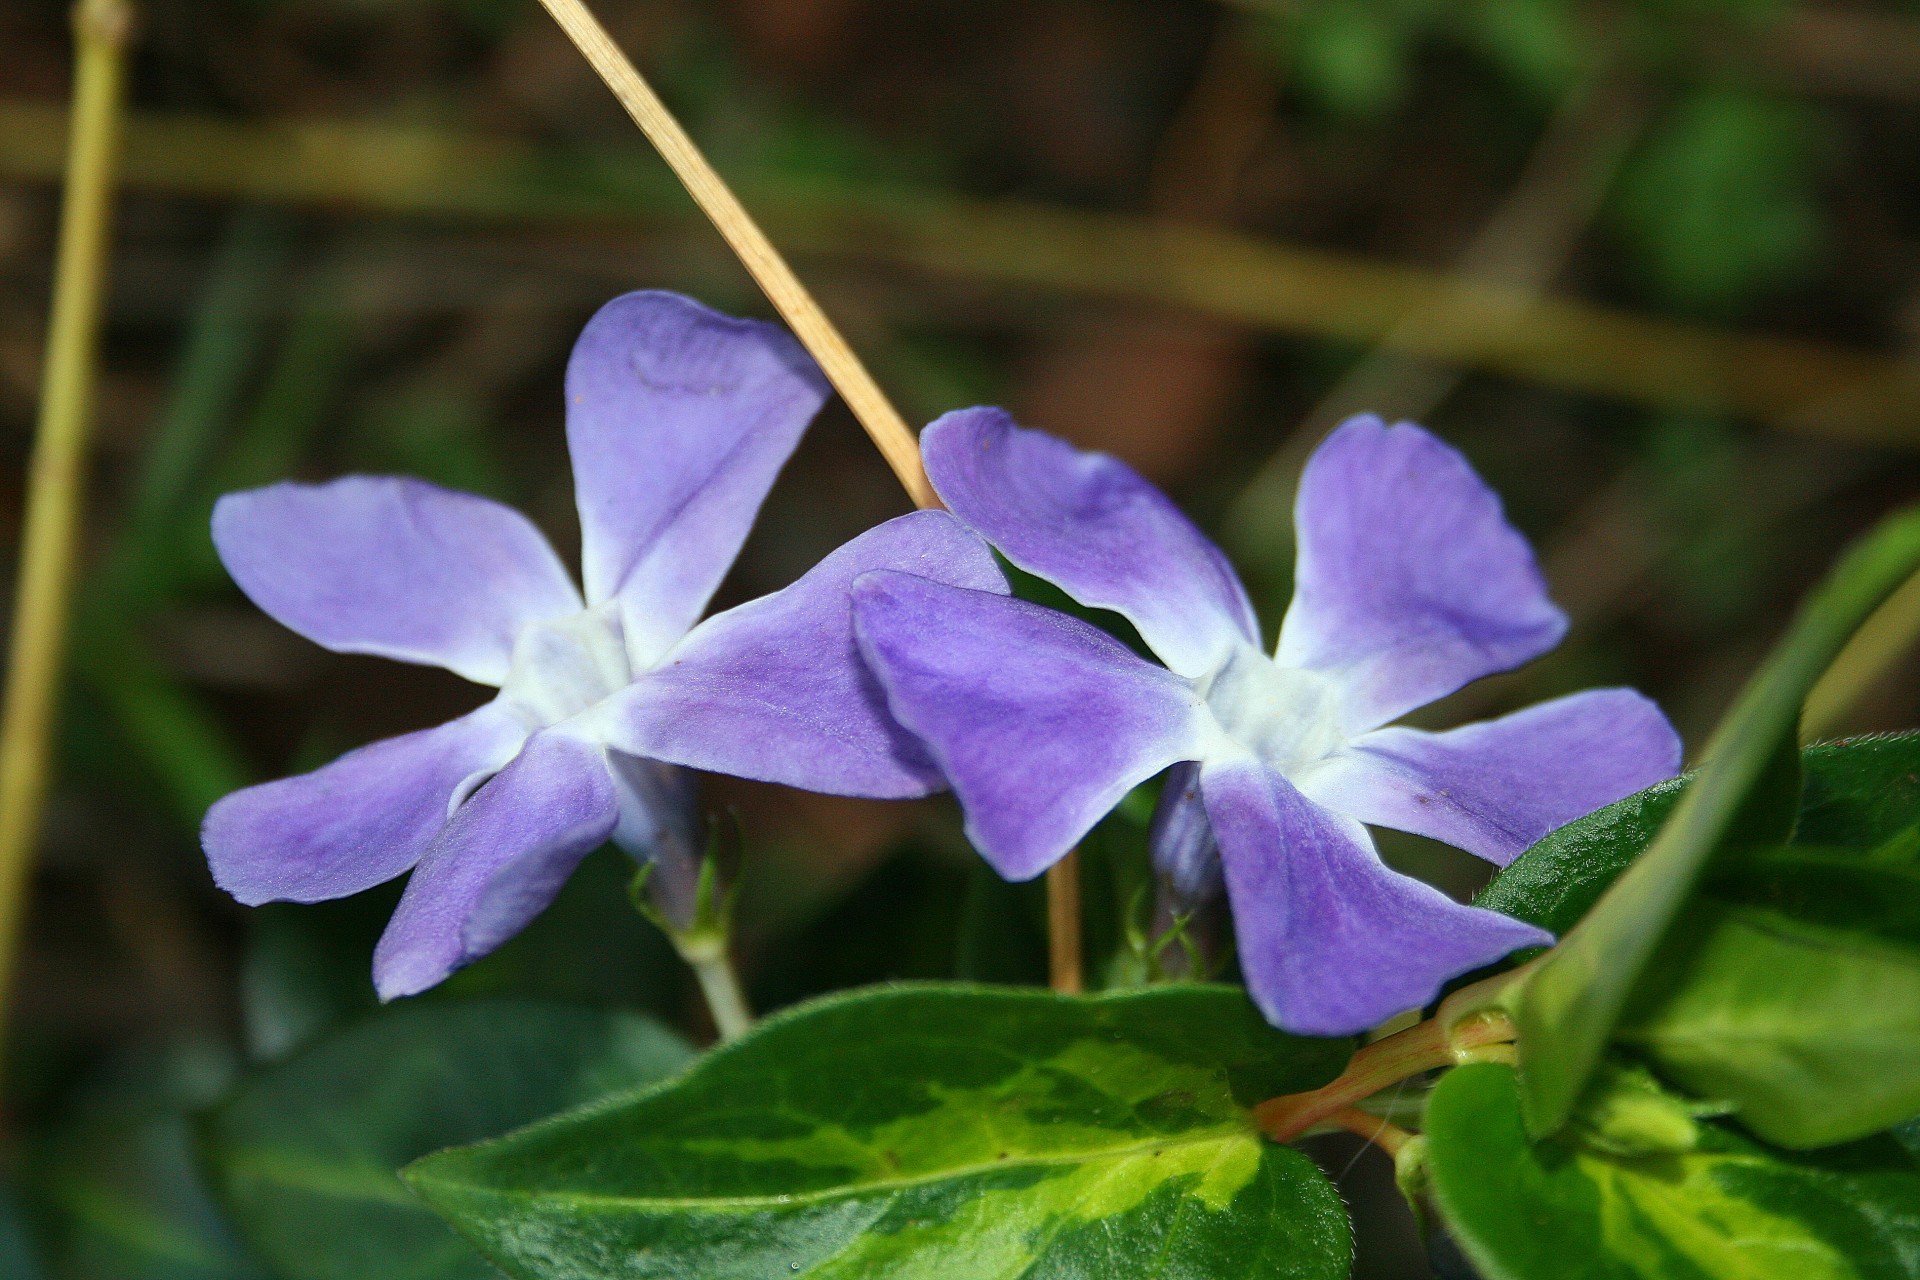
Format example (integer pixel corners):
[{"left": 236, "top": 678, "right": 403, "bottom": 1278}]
[
  {"left": 1325, "top": 1106, "right": 1416, "bottom": 1158},
  {"left": 529, "top": 0, "right": 935, "bottom": 509},
  {"left": 0, "top": 0, "right": 133, "bottom": 1079}
]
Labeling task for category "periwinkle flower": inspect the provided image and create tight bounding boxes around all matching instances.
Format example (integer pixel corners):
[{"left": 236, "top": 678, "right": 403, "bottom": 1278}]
[
  {"left": 851, "top": 409, "right": 1681, "bottom": 1036},
  {"left": 202, "top": 292, "right": 1002, "bottom": 999}
]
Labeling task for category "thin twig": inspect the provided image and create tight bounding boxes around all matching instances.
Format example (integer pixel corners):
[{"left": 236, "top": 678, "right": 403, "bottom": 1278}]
[
  {"left": 529, "top": 0, "right": 934, "bottom": 509},
  {"left": 1224, "top": 74, "right": 1650, "bottom": 567},
  {"left": 0, "top": 0, "right": 134, "bottom": 1077},
  {"left": 1047, "top": 850, "right": 1084, "bottom": 995},
  {"left": 2, "top": 101, "right": 1916, "bottom": 447}
]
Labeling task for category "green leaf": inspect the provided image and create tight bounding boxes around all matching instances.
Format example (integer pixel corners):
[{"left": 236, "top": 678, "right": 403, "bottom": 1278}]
[
  {"left": 200, "top": 1000, "right": 694, "bottom": 1280},
  {"left": 1477, "top": 732, "right": 1920, "bottom": 936},
  {"left": 1512, "top": 509, "right": 1920, "bottom": 1135},
  {"left": 1618, "top": 882, "right": 1920, "bottom": 1149},
  {"left": 405, "top": 984, "right": 1353, "bottom": 1280},
  {"left": 1426, "top": 1063, "right": 1920, "bottom": 1280}
]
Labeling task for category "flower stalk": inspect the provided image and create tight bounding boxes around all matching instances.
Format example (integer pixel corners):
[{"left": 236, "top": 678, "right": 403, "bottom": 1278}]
[
  {"left": 0, "top": 0, "right": 134, "bottom": 1075},
  {"left": 1253, "top": 968, "right": 1526, "bottom": 1143}
]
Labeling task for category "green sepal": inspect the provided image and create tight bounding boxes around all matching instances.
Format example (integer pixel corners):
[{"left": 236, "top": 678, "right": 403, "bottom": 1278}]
[
  {"left": 1510, "top": 508, "right": 1920, "bottom": 1135},
  {"left": 199, "top": 999, "right": 693, "bottom": 1280},
  {"left": 405, "top": 983, "right": 1356, "bottom": 1280},
  {"left": 1426, "top": 1063, "right": 1920, "bottom": 1280}
]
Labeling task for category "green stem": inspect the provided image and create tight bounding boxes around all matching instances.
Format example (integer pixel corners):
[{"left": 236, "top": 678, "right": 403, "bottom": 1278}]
[
  {"left": 0, "top": 0, "right": 133, "bottom": 1077},
  {"left": 675, "top": 933, "right": 754, "bottom": 1044}
]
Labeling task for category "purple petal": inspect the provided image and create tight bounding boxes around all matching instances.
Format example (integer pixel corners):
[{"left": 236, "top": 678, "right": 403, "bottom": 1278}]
[
  {"left": 923, "top": 408, "right": 1259, "bottom": 678},
  {"left": 212, "top": 477, "right": 580, "bottom": 686},
  {"left": 1275, "top": 417, "right": 1567, "bottom": 732},
  {"left": 607, "top": 753, "right": 704, "bottom": 930},
  {"left": 852, "top": 574, "right": 1207, "bottom": 880},
  {"left": 1298, "top": 689, "right": 1682, "bottom": 867},
  {"left": 566, "top": 292, "right": 830, "bottom": 665},
  {"left": 1203, "top": 758, "right": 1550, "bottom": 1036},
  {"left": 599, "top": 512, "right": 1007, "bottom": 799},
  {"left": 201, "top": 701, "right": 527, "bottom": 906},
  {"left": 372, "top": 732, "right": 618, "bottom": 1000}
]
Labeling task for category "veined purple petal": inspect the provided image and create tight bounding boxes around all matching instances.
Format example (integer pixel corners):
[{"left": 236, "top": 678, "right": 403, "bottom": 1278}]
[
  {"left": 1275, "top": 417, "right": 1567, "bottom": 732},
  {"left": 923, "top": 408, "right": 1259, "bottom": 678},
  {"left": 372, "top": 732, "right": 618, "bottom": 1000},
  {"left": 213, "top": 478, "right": 581, "bottom": 685},
  {"left": 1298, "top": 689, "right": 1681, "bottom": 868},
  {"left": 201, "top": 701, "right": 527, "bottom": 906},
  {"left": 853, "top": 573, "right": 1208, "bottom": 881},
  {"left": 566, "top": 292, "right": 830, "bottom": 666},
  {"left": 1203, "top": 758, "right": 1550, "bottom": 1037},
  {"left": 600, "top": 511, "right": 1008, "bottom": 799}
]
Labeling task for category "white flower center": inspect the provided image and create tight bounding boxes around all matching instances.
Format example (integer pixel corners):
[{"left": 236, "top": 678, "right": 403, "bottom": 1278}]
[
  {"left": 500, "top": 604, "right": 634, "bottom": 730},
  {"left": 1200, "top": 643, "right": 1347, "bottom": 775}
]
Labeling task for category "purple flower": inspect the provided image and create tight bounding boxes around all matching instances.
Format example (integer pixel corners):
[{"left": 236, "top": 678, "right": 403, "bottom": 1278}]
[
  {"left": 201, "top": 292, "right": 1005, "bottom": 1000},
  {"left": 851, "top": 409, "right": 1680, "bottom": 1037}
]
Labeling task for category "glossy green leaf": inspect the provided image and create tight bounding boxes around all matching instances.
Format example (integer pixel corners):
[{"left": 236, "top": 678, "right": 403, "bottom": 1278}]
[
  {"left": 201, "top": 1000, "right": 693, "bottom": 1280},
  {"left": 1426, "top": 1063, "right": 1920, "bottom": 1280},
  {"left": 1618, "top": 885, "right": 1920, "bottom": 1149},
  {"left": 1513, "top": 509, "right": 1920, "bottom": 1135},
  {"left": 1479, "top": 733, "right": 1920, "bottom": 936},
  {"left": 406, "top": 984, "right": 1354, "bottom": 1280}
]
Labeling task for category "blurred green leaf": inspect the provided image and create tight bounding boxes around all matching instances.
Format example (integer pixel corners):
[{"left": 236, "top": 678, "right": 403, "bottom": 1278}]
[
  {"left": 1459, "top": 0, "right": 1586, "bottom": 101},
  {"left": 201, "top": 1000, "right": 694, "bottom": 1280},
  {"left": 1513, "top": 508, "right": 1920, "bottom": 1136},
  {"left": 1614, "top": 87, "right": 1827, "bottom": 312},
  {"left": 0, "top": 1184, "right": 46, "bottom": 1280},
  {"left": 1426, "top": 1063, "right": 1920, "bottom": 1280},
  {"left": 406, "top": 985, "right": 1354, "bottom": 1280},
  {"left": 1289, "top": 0, "right": 1431, "bottom": 118},
  {"left": 27, "top": 1045, "right": 266, "bottom": 1280}
]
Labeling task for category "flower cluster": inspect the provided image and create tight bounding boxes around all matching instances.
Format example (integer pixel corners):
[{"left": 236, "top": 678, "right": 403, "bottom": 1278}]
[{"left": 204, "top": 291, "right": 1678, "bottom": 1035}]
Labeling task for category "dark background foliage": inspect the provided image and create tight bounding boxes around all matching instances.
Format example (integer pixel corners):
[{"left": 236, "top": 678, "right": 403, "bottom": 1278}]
[{"left": 2, "top": 0, "right": 1919, "bottom": 1274}]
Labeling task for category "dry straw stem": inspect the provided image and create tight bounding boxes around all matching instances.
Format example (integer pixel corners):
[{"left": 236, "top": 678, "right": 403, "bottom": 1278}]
[
  {"left": 0, "top": 0, "right": 134, "bottom": 1070},
  {"left": 525, "top": 0, "right": 1085, "bottom": 996},
  {"left": 1802, "top": 565, "right": 1920, "bottom": 740},
  {"left": 1, "top": 100, "right": 1915, "bottom": 447},
  {"left": 529, "top": 0, "right": 934, "bottom": 509}
]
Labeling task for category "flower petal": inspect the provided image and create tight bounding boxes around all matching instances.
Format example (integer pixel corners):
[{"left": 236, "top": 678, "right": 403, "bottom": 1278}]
[
  {"left": 1275, "top": 417, "right": 1567, "bottom": 731},
  {"left": 372, "top": 732, "right": 618, "bottom": 999},
  {"left": 201, "top": 701, "right": 527, "bottom": 906},
  {"left": 1297, "top": 689, "right": 1682, "bottom": 867},
  {"left": 567, "top": 291, "right": 830, "bottom": 665},
  {"left": 853, "top": 574, "right": 1208, "bottom": 880},
  {"left": 599, "top": 511, "right": 1008, "bottom": 799},
  {"left": 923, "top": 408, "right": 1259, "bottom": 678},
  {"left": 1202, "top": 758, "right": 1550, "bottom": 1037},
  {"left": 212, "top": 477, "right": 580, "bottom": 685}
]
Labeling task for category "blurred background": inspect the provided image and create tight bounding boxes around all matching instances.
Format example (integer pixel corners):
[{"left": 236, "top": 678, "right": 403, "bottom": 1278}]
[{"left": 2, "top": 0, "right": 1919, "bottom": 1275}]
